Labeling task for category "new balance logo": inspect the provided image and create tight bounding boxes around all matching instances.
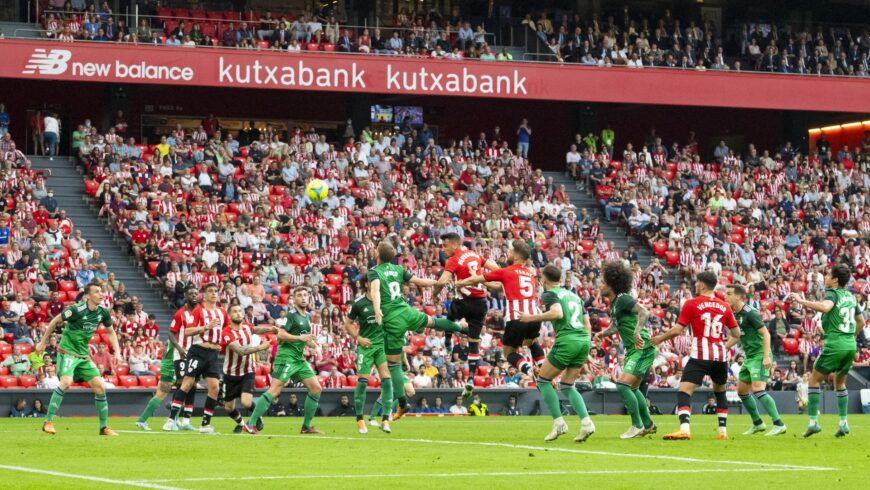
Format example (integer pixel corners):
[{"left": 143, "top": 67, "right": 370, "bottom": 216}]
[{"left": 22, "top": 49, "right": 72, "bottom": 75}]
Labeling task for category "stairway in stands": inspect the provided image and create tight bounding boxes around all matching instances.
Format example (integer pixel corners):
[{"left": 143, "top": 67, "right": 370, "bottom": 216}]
[
  {"left": 544, "top": 171, "right": 682, "bottom": 292},
  {"left": 31, "top": 156, "right": 176, "bottom": 331}
]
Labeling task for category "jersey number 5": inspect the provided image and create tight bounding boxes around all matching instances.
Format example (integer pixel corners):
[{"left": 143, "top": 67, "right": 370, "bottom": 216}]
[{"left": 519, "top": 276, "right": 534, "bottom": 297}]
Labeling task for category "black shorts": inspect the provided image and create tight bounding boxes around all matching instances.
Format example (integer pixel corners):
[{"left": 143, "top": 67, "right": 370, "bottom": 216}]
[
  {"left": 682, "top": 358, "right": 728, "bottom": 386},
  {"left": 221, "top": 373, "right": 255, "bottom": 401},
  {"left": 184, "top": 345, "right": 222, "bottom": 379},
  {"left": 503, "top": 320, "right": 542, "bottom": 349},
  {"left": 173, "top": 359, "right": 186, "bottom": 382},
  {"left": 448, "top": 298, "right": 488, "bottom": 339}
]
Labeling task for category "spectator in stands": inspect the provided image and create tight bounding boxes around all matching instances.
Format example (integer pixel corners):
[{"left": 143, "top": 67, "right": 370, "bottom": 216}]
[
  {"left": 90, "top": 342, "right": 114, "bottom": 375},
  {"left": 449, "top": 395, "right": 468, "bottom": 415},
  {"left": 284, "top": 393, "right": 303, "bottom": 417},
  {"left": 9, "top": 398, "right": 29, "bottom": 417},
  {"left": 2, "top": 345, "right": 31, "bottom": 375},
  {"left": 328, "top": 395, "right": 354, "bottom": 416},
  {"left": 0, "top": 103, "right": 8, "bottom": 138},
  {"left": 127, "top": 344, "right": 155, "bottom": 377},
  {"left": 43, "top": 112, "right": 60, "bottom": 157},
  {"left": 502, "top": 395, "right": 521, "bottom": 416},
  {"left": 30, "top": 399, "right": 46, "bottom": 418}
]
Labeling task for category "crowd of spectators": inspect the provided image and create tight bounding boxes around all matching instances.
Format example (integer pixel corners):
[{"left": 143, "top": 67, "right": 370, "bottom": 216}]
[
  {"left": 30, "top": 2, "right": 870, "bottom": 76},
  {"left": 0, "top": 105, "right": 162, "bottom": 389}
]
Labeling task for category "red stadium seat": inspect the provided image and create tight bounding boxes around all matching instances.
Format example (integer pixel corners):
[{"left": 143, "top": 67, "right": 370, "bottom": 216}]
[
  {"left": 322, "top": 43, "right": 336, "bottom": 52},
  {"left": 138, "top": 376, "right": 157, "bottom": 387},
  {"left": 579, "top": 240, "right": 594, "bottom": 251},
  {"left": 260, "top": 363, "right": 272, "bottom": 375},
  {"left": 59, "top": 280, "right": 77, "bottom": 292},
  {"left": 0, "top": 375, "right": 18, "bottom": 387},
  {"left": 598, "top": 317, "right": 610, "bottom": 330},
  {"left": 367, "top": 377, "right": 380, "bottom": 388},
  {"left": 104, "top": 375, "right": 118, "bottom": 386},
  {"left": 326, "top": 274, "right": 342, "bottom": 285},
  {"left": 17, "top": 375, "right": 36, "bottom": 388},
  {"left": 0, "top": 367, "right": 8, "bottom": 375},
  {"left": 652, "top": 241, "right": 667, "bottom": 256},
  {"left": 0, "top": 344, "right": 11, "bottom": 356},
  {"left": 344, "top": 375, "right": 358, "bottom": 387},
  {"left": 473, "top": 376, "right": 491, "bottom": 388},
  {"left": 789, "top": 328, "right": 802, "bottom": 340},
  {"left": 118, "top": 375, "right": 139, "bottom": 387},
  {"left": 410, "top": 335, "right": 426, "bottom": 350},
  {"left": 651, "top": 307, "right": 665, "bottom": 320},
  {"left": 665, "top": 251, "right": 680, "bottom": 267},
  {"left": 476, "top": 365, "right": 493, "bottom": 377},
  {"left": 704, "top": 215, "right": 718, "bottom": 227},
  {"left": 255, "top": 375, "right": 268, "bottom": 388},
  {"left": 782, "top": 338, "right": 799, "bottom": 355},
  {"left": 148, "top": 261, "right": 159, "bottom": 276},
  {"left": 423, "top": 305, "right": 436, "bottom": 316},
  {"left": 115, "top": 365, "right": 129, "bottom": 376},
  {"left": 791, "top": 281, "right": 807, "bottom": 293},
  {"left": 256, "top": 40, "right": 270, "bottom": 49}
]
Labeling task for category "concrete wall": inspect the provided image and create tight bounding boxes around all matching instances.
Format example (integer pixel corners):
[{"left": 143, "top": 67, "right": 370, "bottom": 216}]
[{"left": 0, "top": 387, "right": 862, "bottom": 418}]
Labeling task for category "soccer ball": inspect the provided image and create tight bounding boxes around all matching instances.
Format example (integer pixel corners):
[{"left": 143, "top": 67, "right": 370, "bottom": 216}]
[{"left": 306, "top": 179, "right": 328, "bottom": 201}]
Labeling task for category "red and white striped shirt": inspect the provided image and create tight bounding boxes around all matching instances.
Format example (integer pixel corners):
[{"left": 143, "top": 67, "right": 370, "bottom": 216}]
[
  {"left": 221, "top": 323, "right": 257, "bottom": 376},
  {"left": 678, "top": 295, "right": 738, "bottom": 362},
  {"left": 191, "top": 304, "right": 230, "bottom": 346},
  {"left": 483, "top": 264, "right": 540, "bottom": 321},
  {"left": 169, "top": 307, "right": 197, "bottom": 361}
]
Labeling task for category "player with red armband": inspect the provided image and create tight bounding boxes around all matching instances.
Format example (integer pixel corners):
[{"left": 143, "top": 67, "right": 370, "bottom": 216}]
[
  {"left": 652, "top": 271, "right": 741, "bottom": 440},
  {"left": 456, "top": 241, "right": 545, "bottom": 376}
]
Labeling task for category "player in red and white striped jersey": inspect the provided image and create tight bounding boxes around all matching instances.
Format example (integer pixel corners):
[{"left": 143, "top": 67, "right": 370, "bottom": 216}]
[
  {"left": 652, "top": 272, "right": 740, "bottom": 440},
  {"left": 456, "top": 241, "right": 544, "bottom": 375},
  {"left": 434, "top": 233, "right": 500, "bottom": 398},
  {"left": 164, "top": 283, "right": 229, "bottom": 434},
  {"left": 220, "top": 304, "right": 275, "bottom": 434}
]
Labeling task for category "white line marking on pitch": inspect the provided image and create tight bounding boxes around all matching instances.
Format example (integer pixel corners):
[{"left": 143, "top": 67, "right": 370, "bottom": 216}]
[
  {"left": 115, "top": 431, "right": 833, "bottom": 472},
  {"left": 0, "top": 464, "right": 184, "bottom": 489},
  {"left": 132, "top": 468, "right": 821, "bottom": 483}
]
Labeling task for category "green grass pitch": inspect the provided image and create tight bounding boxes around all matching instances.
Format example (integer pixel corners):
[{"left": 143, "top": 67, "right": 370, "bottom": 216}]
[{"left": 0, "top": 414, "right": 867, "bottom": 489}]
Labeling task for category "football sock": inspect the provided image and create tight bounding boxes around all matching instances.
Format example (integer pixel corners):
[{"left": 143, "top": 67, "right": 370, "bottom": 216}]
[
  {"left": 715, "top": 391, "right": 728, "bottom": 433},
  {"left": 433, "top": 317, "right": 463, "bottom": 333},
  {"left": 138, "top": 396, "right": 162, "bottom": 423},
  {"left": 537, "top": 377, "right": 562, "bottom": 419},
  {"left": 633, "top": 388, "right": 652, "bottom": 428},
  {"left": 168, "top": 389, "right": 187, "bottom": 420},
  {"left": 617, "top": 382, "right": 642, "bottom": 428},
  {"left": 836, "top": 389, "right": 848, "bottom": 423},
  {"left": 228, "top": 409, "right": 242, "bottom": 425},
  {"left": 354, "top": 377, "right": 369, "bottom": 420},
  {"left": 380, "top": 378, "right": 393, "bottom": 421},
  {"left": 202, "top": 397, "right": 217, "bottom": 426},
  {"left": 807, "top": 387, "right": 821, "bottom": 422},
  {"left": 370, "top": 397, "right": 383, "bottom": 420},
  {"left": 303, "top": 393, "right": 320, "bottom": 428},
  {"left": 46, "top": 387, "right": 66, "bottom": 422},
  {"left": 528, "top": 342, "right": 546, "bottom": 367},
  {"left": 248, "top": 392, "right": 273, "bottom": 427},
  {"left": 387, "top": 362, "right": 404, "bottom": 409},
  {"left": 182, "top": 389, "right": 196, "bottom": 422},
  {"left": 739, "top": 393, "right": 762, "bottom": 426},
  {"left": 467, "top": 342, "right": 480, "bottom": 382},
  {"left": 95, "top": 394, "right": 109, "bottom": 429},
  {"left": 754, "top": 390, "right": 783, "bottom": 426},
  {"left": 561, "top": 382, "right": 589, "bottom": 420},
  {"left": 506, "top": 351, "right": 532, "bottom": 375},
  {"left": 677, "top": 391, "right": 692, "bottom": 433}
]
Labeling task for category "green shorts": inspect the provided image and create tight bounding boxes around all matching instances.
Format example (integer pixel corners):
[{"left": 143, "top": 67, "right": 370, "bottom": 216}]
[
  {"left": 383, "top": 304, "right": 429, "bottom": 355},
  {"left": 159, "top": 355, "right": 176, "bottom": 384},
  {"left": 356, "top": 343, "right": 387, "bottom": 375},
  {"left": 57, "top": 353, "right": 101, "bottom": 382},
  {"left": 546, "top": 338, "right": 591, "bottom": 370},
  {"left": 813, "top": 348, "right": 856, "bottom": 375},
  {"left": 738, "top": 354, "right": 773, "bottom": 383},
  {"left": 623, "top": 346, "right": 656, "bottom": 378},
  {"left": 273, "top": 359, "right": 316, "bottom": 384}
]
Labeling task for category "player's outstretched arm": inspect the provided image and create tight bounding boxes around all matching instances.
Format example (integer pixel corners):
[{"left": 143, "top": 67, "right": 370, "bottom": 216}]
[
  {"left": 252, "top": 325, "right": 279, "bottom": 335},
  {"left": 483, "top": 260, "right": 500, "bottom": 271},
  {"left": 455, "top": 274, "right": 486, "bottom": 288},
  {"left": 520, "top": 303, "right": 563, "bottom": 324},
  {"left": 344, "top": 317, "right": 371, "bottom": 347},
  {"left": 432, "top": 270, "right": 453, "bottom": 298},
  {"left": 651, "top": 322, "right": 686, "bottom": 346},
  {"left": 593, "top": 319, "right": 619, "bottom": 343},
  {"left": 410, "top": 276, "right": 437, "bottom": 288},
  {"left": 788, "top": 292, "right": 834, "bottom": 313},
  {"left": 228, "top": 340, "right": 270, "bottom": 356}
]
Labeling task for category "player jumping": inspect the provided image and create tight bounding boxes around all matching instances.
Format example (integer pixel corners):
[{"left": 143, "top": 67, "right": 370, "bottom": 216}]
[
  {"left": 246, "top": 286, "right": 324, "bottom": 434},
  {"left": 594, "top": 261, "right": 657, "bottom": 439},
  {"left": 519, "top": 264, "right": 595, "bottom": 442},
  {"left": 434, "top": 232, "right": 499, "bottom": 399},
  {"left": 344, "top": 281, "right": 394, "bottom": 434},
  {"left": 36, "top": 282, "right": 121, "bottom": 436},
  {"left": 723, "top": 284, "right": 787, "bottom": 436},
  {"left": 652, "top": 271, "right": 740, "bottom": 440},
  {"left": 789, "top": 264, "right": 864, "bottom": 438},
  {"left": 163, "top": 283, "right": 229, "bottom": 434},
  {"left": 369, "top": 240, "right": 467, "bottom": 420},
  {"left": 136, "top": 287, "right": 197, "bottom": 431},
  {"left": 221, "top": 304, "right": 276, "bottom": 433},
  {"left": 456, "top": 241, "right": 545, "bottom": 377}
]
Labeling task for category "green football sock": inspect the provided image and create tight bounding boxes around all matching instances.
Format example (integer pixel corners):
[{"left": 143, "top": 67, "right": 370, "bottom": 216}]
[
  {"left": 137, "top": 396, "right": 162, "bottom": 423},
  {"left": 380, "top": 378, "right": 393, "bottom": 421},
  {"left": 537, "top": 378, "right": 562, "bottom": 419},
  {"left": 755, "top": 391, "right": 783, "bottom": 425},
  {"left": 95, "top": 394, "right": 109, "bottom": 429},
  {"left": 617, "top": 383, "right": 642, "bottom": 428},
  {"left": 388, "top": 362, "right": 405, "bottom": 409},
  {"left": 353, "top": 378, "right": 368, "bottom": 419},
  {"left": 807, "top": 387, "right": 821, "bottom": 422},
  {"left": 633, "top": 389, "right": 653, "bottom": 428},
  {"left": 740, "top": 393, "right": 763, "bottom": 426},
  {"left": 433, "top": 317, "right": 463, "bottom": 333},
  {"left": 370, "top": 397, "right": 383, "bottom": 419},
  {"left": 303, "top": 393, "right": 320, "bottom": 428},
  {"left": 561, "top": 383, "right": 589, "bottom": 419},
  {"left": 836, "top": 390, "right": 848, "bottom": 423},
  {"left": 46, "top": 387, "right": 66, "bottom": 422},
  {"left": 249, "top": 392, "right": 273, "bottom": 427}
]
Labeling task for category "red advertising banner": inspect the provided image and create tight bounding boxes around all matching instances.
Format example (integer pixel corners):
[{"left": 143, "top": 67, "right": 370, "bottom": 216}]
[{"left": 1, "top": 39, "right": 868, "bottom": 112}]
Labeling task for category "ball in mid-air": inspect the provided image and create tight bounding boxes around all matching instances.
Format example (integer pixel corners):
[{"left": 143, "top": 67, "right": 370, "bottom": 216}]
[{"left": 306, "top": 179, "right": 328, "bottom": 201}]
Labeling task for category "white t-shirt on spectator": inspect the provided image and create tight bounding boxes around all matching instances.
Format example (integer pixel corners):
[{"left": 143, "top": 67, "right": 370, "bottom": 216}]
[{"left": 44, "top": 116, "right": 59, "bottom": 135}]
